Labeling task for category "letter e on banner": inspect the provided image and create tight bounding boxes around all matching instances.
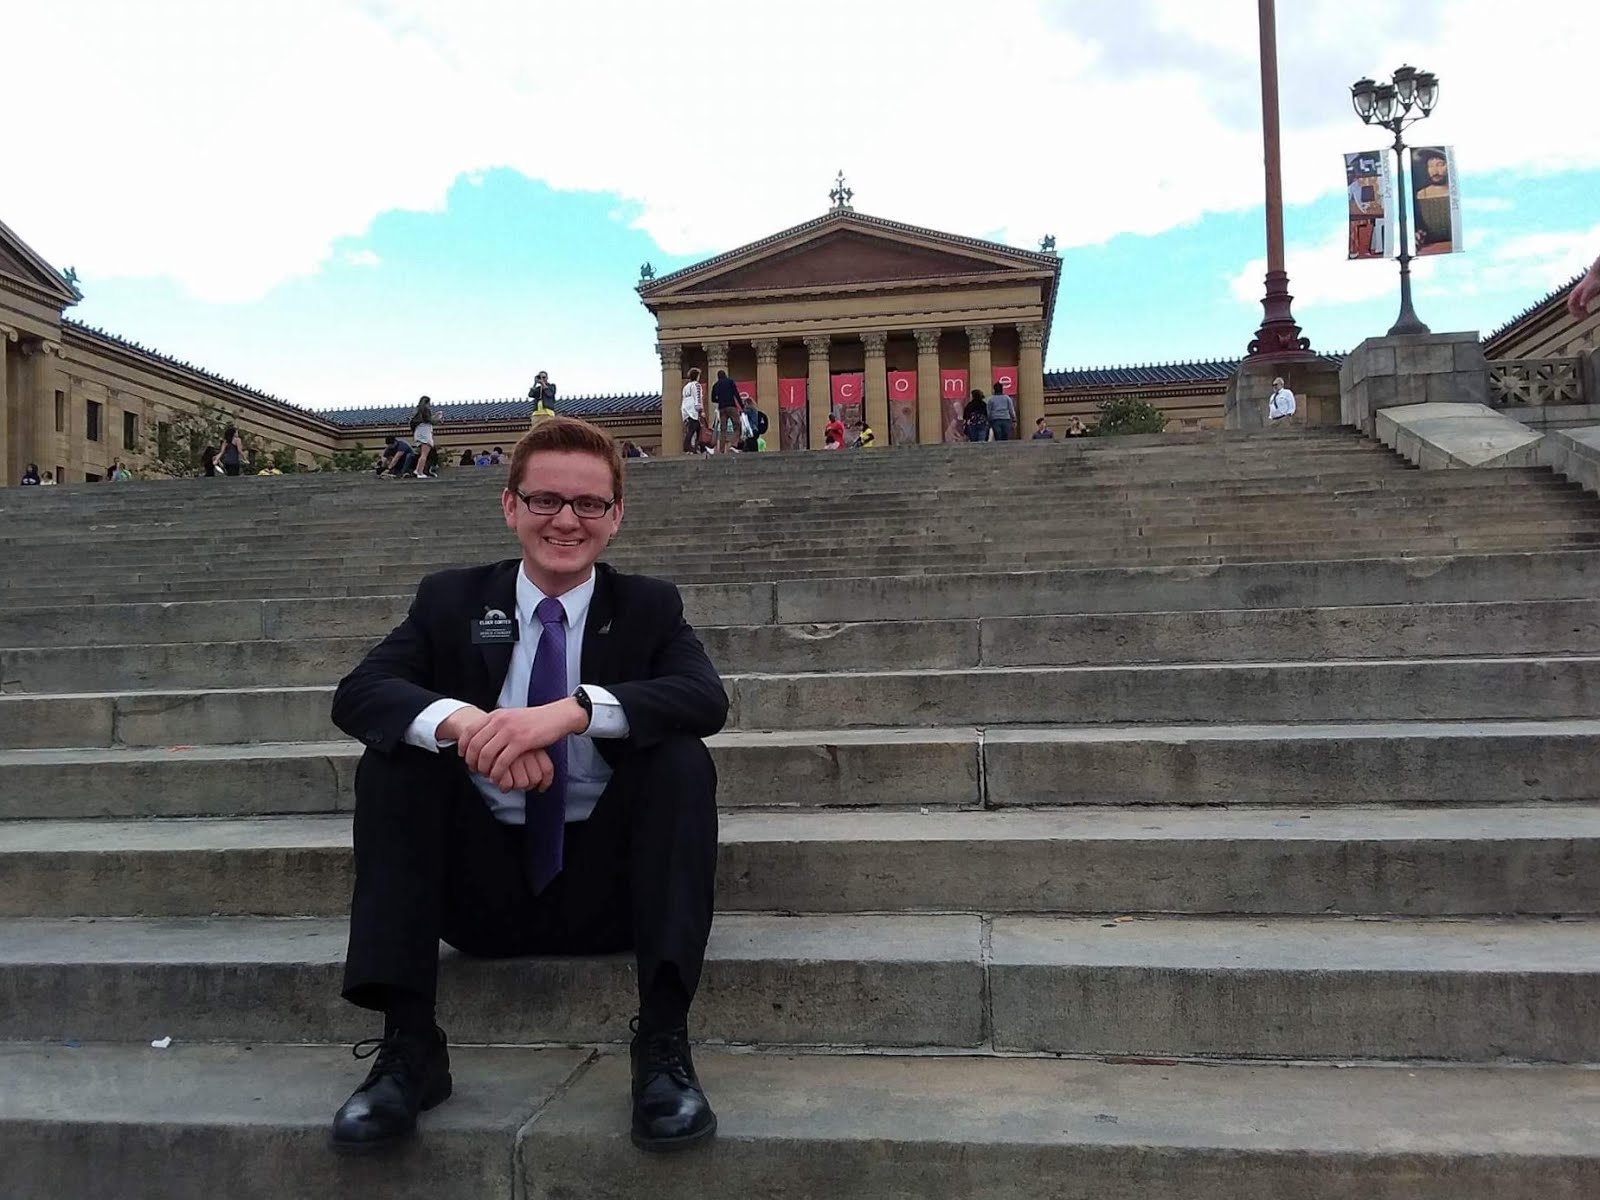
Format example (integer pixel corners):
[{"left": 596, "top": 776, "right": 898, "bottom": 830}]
[
  {"left": 736, "top": 379, "right": 756, "bottom": 403},
  {"left": 993, "top": 365, "right": 1019, "bottom": 394}
]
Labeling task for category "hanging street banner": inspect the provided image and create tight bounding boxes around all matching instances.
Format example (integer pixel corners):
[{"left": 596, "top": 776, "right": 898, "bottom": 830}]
[
  {"left": 830, "top": 372, "right": 865, "bottom": 434},
  {"left": 1410, "top": 145, "right": 1462, "bottom": 256},
  {"left": 1344, "top": 150, "right": 1394, "bottom": 261},
  {"left": 887, "top": 369, "right": 918, "bottom": 445},
  {"left": 939, "top": 369, "right": 969, "bottom": 443},
  {"left": 992, "top": 364, "right": 1021, "bottom": 397},
  {"left": 777, "top": 377, "right": 808, "bottom": 450},
  {"left": 736, "top": 379, "right": 756, "bottom": 404}
]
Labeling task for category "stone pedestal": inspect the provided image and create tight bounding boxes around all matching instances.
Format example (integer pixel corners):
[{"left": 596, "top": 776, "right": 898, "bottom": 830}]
[
  {"left": 1340, "top": 332, "right": 1488, "bottom": 438},
  {"left": 1224, "top": 357, "right": 1341, "bottom": 430}
]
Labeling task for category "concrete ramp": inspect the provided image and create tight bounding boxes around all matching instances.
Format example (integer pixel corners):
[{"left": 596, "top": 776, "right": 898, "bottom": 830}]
[{"left": 1376, "top": 401, "right": 1543, "bottom": 468}]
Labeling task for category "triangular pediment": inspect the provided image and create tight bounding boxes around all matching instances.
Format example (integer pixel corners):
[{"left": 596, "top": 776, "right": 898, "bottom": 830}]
[
  {"left": 642, "top": 209, "right": 1056, "bottom": 301},
  {"left": 0, "top": 217, "right": 81, "bottom": 308}
]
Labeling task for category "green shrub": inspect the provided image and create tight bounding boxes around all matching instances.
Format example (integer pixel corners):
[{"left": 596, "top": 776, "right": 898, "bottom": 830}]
[{"left": 1091, "top": 397, "right": 1168, "bottom": 436}]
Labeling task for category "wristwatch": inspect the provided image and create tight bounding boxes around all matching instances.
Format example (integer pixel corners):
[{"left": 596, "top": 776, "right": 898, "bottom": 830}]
[{"left": 572, "top": 686, "right": 594, "bottom": 727}]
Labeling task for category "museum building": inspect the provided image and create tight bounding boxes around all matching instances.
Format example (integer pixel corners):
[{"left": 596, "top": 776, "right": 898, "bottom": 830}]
[{"left": 2, "top": 201, "right": 1592, "bottom": 486}]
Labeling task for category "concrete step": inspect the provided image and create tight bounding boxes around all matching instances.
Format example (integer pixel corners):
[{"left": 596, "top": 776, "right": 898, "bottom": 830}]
[
  {"left": 10, "top": 599, "right": 1600, "bottom": 691},
  {"left": 19, "top": 512, "right": 1598, "bottom": 579},
  {"left": 0, "top": 912, "right": 985, "bottom": 1048},
  {"left": 0, "top": 730, "right": 983, "bottom": 820},
  {"left": 7, "top": 657, "right": 1600, "bottom": 749},
  {"left": 6, "top": 805, "right": 1598, "bottom": 919},
  {"left": 14, "top": 535, "right": 1600, "bottom": 602},
  {"left": 4, "top": 1042, "right": 1594, "bottom": 1200},
  {"left": 3, "top": 912, "right": 1596, "bottom": 1058},
  {"left": 6, "top": 551, "right": 1597, "bottom": 645}
]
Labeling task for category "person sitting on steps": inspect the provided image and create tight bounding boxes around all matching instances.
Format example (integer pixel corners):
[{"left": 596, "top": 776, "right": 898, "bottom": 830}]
[{"left": 328, "top": 416, "right": 726, "bottom": 1157}]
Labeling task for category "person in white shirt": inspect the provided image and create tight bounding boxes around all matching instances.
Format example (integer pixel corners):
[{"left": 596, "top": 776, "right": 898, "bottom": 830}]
[
  {"left": 1267, "top": 376, "right": 1297, "bottom": 424},
  {"left": 679, "top": 367, "right": 704, "bottom": 454}
]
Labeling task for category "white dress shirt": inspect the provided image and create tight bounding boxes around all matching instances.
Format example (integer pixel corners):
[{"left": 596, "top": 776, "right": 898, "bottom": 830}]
[
  {"left": 1268, "top": 387, "right": 1297, "bottom": 420},
  {"left": 404, "top": 566, "right": 629, "bottom": 824},
  {"left": 681, "top": 381, "right": 702, "bottom": 421}
]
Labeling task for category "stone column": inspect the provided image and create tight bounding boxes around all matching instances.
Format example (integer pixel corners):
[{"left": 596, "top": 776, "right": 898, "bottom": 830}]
[
  {"left": 914, "top": 328, "right": 942, "bottom": 444},
  {"left": 0, "top": 329, "right": 12, "bottom": 485},
  {"left": 966, "top": 324, "right": 993, "bottom": 411},
  {"left": 1018, "top": 322, "right": 1046, "bottom": 432},
  {"left": 657, "top": 342, "right": 683, "bottom": 455},
  {"left": 861, "top": 331, "right": 889, "bottom": 441},
  {"left": 754, "top": 339, "right": 780, "bottom": 449},
  {"left": 805, "top": 335, "right": 832, "bottom": 450},
  {"left": 704, "top": 340, "right": 731, "bottom": 448}
]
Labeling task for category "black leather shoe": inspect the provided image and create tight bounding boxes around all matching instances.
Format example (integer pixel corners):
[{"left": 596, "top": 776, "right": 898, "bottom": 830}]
[
  {"left": 329, "top": 1026, "right": 452, "bottom": 1155},
  {"left": 629, "top": 1019, "right": 717, "bottom": 1152}
]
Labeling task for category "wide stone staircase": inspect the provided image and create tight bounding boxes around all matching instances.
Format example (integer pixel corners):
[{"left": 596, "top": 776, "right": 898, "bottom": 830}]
[{"left": 3, "top": 427, "right": 1600, "bottom": 1198}]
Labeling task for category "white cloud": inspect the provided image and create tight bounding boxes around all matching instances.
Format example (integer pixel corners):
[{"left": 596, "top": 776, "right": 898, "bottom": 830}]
[
  {"left": 343, "top": 249, "right": 381, "bottom": 268},
  {"left": 0, "top": 0, "right": 1595, "bottom": 306}
]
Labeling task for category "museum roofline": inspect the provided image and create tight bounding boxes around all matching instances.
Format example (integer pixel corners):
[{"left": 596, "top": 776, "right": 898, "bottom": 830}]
[{"left": 1483, "top": 273, "right": 1583, "bottom": 351}]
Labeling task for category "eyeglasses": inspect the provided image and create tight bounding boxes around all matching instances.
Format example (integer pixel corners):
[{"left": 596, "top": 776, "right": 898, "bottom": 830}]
[{"left": 512, "top": 489, "right": 617, "bottom": 519}]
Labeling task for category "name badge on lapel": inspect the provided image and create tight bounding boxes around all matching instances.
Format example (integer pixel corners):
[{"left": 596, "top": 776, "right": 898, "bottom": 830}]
[{"left": 472, "top": 608, "right": 519, "bottom": 645}]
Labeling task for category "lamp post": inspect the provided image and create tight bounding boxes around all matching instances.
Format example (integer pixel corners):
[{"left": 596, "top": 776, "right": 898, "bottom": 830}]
[
  {"left": 1351, "top": 65, "right": 1440, "bottom": 336},
  {"left": 1244, "top": 0, "right": 1312, "bottom": 361}
]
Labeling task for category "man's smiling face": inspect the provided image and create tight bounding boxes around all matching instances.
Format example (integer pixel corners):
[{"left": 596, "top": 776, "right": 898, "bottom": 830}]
[{"left": 501, "top": 449, "right": 623, "bottom": 594}]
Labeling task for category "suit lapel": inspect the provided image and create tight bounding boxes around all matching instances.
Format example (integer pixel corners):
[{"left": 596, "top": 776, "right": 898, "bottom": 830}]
[
  {"left": 581, "top": 562, "right": 617, "bottom": 685},
  {"left": 477, "top": 559, "right": 520, "bottom": 697}
]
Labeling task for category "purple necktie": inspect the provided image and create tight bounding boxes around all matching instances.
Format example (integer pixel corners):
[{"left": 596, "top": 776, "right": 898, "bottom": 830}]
[{"left": 524, "top": 596, "right": 568, "bottom": 893}]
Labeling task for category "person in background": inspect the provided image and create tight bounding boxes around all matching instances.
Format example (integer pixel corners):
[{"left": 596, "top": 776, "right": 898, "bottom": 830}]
[
  {"left": 219, "top": 425, "right": 246, "bottom": 476},
  {"left": 409, "top": 396, "right": 438, "bottom": 479},
  {"left": 823, "top": 427, "right": 843, "bottom": 450},
  {"left": 963, "top": 391, "right": 990, "bottom": 443},
  {"left": 460, "top": 449, "right": 476, "bottom": 468},
  {"left": 41, "top": 470, "right": 57, "bottom": 486},
  {"left": 986, "top": 382, "right": 1018, "bottom": 442},
  {"left": 1031, "top": 417, "right": 1055, "bottom": 440},
  {"left": 1065, "top": 417, "right": 1090, "bottom": 439},
  {"left": 1267, "top": 376, "right": 1297, "bottom": 425},
  {"left": 621, "top": 441, "right": 647, "bottom": 459},
  {"left": 824, "top": 410, "right": 846, "bottom": 450},
  {"left": 201, "top": 446, "right": 219, "bottom": 477},
  {"left": 476, "top": 450, "right": 492, "bottom": 467},
  {"left": 855, "top": 424, "right": 877, "bottom": 449},
  {"left": 20, "top": 463, "right": 41, "bottom": 486},
  {"left": 739, "top": 396, "right": 768, "bottom": 453},
  {"left": 1570, "top": 254, "right": 1600, "bottom": 320},
  {"left": 680, "top": 369, "right": 704, "bottom": 455},
  {"left": 709, "top": 371, "right": 741, "bottom": 454},
  {"left": 490, "top": 447, "right": 504, "bottom": 466},
  {"left": 377, "top": 435, "right": 414, "bottom": 479},
  {"left": 528, "top": 371, "right": 557, "bottom": 410}
]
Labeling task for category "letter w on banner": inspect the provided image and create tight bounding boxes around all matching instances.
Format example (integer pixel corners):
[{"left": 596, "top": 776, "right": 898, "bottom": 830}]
[
  {"left": 1410, "top": 145, "right": 1462, "bottom": 256},
  {"left": 830, "top": 373, "right": 865, "bottom": 436},
  {"left": 777, "top": 377, "right": 808, "bottom": 451},
  {"left": 887, "top": 370, "right": 918, "bottom": 445},
  {"left": 1344, "top": 150, "right": 1394, "bottom": 260}
]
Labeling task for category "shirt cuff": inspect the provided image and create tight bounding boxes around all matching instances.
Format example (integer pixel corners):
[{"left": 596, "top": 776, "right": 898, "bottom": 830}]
[
  {"left": 405, "top": 698, "right": 473, "bottom": 751},
  {"left": 582, "top": 685, "right": 630, "bottom": 738}
]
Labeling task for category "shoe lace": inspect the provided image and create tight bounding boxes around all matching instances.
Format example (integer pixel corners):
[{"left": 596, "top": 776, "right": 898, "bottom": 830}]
[
  {"left": 350, "top": 1034, "right": 422, "bottom": 1091},
  {"left": 629, "top": 1017, "right": 693, "bottom": 1086}
]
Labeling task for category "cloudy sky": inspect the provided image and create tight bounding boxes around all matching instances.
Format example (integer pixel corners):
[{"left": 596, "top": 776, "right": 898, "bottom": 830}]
[{"left": 3, "top": 0, "right": 1596, "bottom": 411}]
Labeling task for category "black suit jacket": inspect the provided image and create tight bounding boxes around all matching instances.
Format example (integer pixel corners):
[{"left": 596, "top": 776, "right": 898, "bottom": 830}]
[{"left": 331, "top": 560, "right": 728, "bottom": 764}]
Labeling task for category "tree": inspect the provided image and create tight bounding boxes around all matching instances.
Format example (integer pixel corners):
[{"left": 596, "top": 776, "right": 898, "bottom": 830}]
[
  {"left": 322, "top": 445, "right": 377, "bottom": 473},
  {"left": 268, "top": 446, "right": 303, "bottom": 474},
  {"left": 140, "top": 399, "right": 243, "bottom": 478},
  {"left": 1092, "top": 396, "right": 1168, "bottom": 437}
]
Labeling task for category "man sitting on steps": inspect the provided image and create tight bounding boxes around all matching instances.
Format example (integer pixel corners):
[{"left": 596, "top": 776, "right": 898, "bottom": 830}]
[{"left": 328, "top": 416, "right": 727, "bottom": 1156}]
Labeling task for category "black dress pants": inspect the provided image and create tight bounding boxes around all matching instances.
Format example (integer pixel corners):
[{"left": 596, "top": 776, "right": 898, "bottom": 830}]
[{"left": 342, "top": 736, "right": 718, "bottom": 1020}]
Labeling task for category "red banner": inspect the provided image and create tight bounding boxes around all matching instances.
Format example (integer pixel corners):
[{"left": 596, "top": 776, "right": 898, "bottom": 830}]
[
  {"left": 830, "top": 372, "right": 865, "bottom": 438},
  {"left": 777, "top": 377, "right": 808, "bottom": 451},
  {"left": 939, "top": 369, "right": 969, "bottom": 443},
  {"left": 736, "top": 379, "right": 756, "bottom": 404},
  {"left": 992, "top": 365, "right": 1020, "bottom": 397},
  {"left": 887, "top": 370, "right": 918, "bottom": 445}
]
